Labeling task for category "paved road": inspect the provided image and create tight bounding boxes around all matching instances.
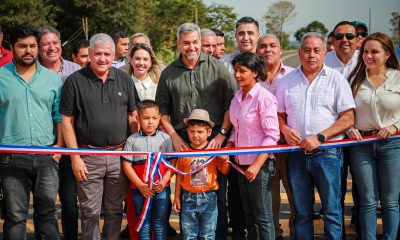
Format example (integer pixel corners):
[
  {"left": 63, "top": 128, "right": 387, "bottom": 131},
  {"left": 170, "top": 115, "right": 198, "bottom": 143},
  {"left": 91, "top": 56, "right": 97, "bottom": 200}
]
[{"left": 282, "top": 50, "right": 300, "bottom": 68}]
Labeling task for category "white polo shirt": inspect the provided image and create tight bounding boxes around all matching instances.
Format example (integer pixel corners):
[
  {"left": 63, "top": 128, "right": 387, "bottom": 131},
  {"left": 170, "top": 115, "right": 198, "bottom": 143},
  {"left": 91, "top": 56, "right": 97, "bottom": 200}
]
[
  {"left": 325, "top": 50, "right": 359, "bottom": 79},
  {"left": 275, "top": 64, "right": 355, "bottom": 140}
]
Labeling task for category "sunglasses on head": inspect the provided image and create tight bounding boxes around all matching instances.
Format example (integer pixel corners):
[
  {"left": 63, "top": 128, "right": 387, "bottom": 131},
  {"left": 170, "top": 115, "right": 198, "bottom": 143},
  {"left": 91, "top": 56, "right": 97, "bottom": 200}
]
[
  {"left": 334, "top": 33, "right": 356, "bottom": 40},
  {"left": 357, "top": 32, "right": 368, "bottom": 38}
]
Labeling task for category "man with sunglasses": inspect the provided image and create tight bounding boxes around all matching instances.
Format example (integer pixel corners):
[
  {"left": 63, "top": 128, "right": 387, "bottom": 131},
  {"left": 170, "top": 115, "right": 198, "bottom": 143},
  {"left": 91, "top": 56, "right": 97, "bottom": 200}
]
[
  {"left": 325, "top": 21, "right": 359, "bottom": 79},
  {"left": 325, "top": 20, "right": 361, "bottom": 240},
  {"left": 352, "top": 21, "right": 368, "bottom": 50}
]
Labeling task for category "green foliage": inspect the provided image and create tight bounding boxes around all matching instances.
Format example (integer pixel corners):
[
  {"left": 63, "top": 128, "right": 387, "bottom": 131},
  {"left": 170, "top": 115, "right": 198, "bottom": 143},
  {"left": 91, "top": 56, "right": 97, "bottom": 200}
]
[
  {"left": 263, "top": 0, "right": 296, "bottom": 49},
  {"left": 294, "top": 20, "right": 328, "bottom": 42},
  {"left": 390, "top": 11, "right": 400, "bottom": 44},
  {"left": 0, "top": 0, "right": 238, "bottom": 63}
]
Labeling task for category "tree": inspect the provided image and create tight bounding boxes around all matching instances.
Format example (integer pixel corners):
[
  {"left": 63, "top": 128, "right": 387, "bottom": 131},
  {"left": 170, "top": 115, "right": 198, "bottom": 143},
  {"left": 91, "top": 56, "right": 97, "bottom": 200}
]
[
  {"left": 390, "top": 11, "right": 400, "bottom": 44},
  {"left": 294, "top": 20, "right": 328, "bottom": 42},
  {"left": 263, "top": 0, "right": 296, "bottom": 45}
]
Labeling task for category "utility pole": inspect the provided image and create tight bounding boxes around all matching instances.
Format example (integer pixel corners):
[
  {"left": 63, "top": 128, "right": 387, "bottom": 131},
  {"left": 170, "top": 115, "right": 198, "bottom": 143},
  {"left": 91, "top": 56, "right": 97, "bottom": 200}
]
[
  {"left": 195, "top": 1, "right": 199, "bottom": 25},
  {"left": 82, "top": 17, "right": 89, "bottom": 40}
]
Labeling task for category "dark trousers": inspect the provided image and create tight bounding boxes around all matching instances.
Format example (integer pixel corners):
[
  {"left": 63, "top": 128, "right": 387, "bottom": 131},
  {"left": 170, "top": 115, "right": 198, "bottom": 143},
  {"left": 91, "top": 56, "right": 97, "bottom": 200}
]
[
  {"left": 341, "top": 147, "right": 360, "bottom": 239},
  {"left": 0, "top": 154, "right": 60, "bottom": 240},
  {"left": 237, "top": 161, "right": 275, "bottom": 240},
  {"left": 216, "top": 171, "right": 228, "bottom": 240},
  {"left": 59, "top": 156, "right": 79, "bottom": 239}
]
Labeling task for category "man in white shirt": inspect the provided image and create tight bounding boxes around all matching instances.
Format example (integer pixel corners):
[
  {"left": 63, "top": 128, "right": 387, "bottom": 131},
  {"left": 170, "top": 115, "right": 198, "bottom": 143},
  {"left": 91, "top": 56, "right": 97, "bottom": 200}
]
[
  {"left": 220, "top": 17, "right": 260, "bottom": 74},
  {"left": 110, "top": 31, "right": 129, "bottom": 68},
  {"left": 325, "top": 21, "right": 359, "bottom": 79},
  {"left": 276, "top": 32, "right": 355, "bottom": 240},
  {"left": 325, "top": 21, "right": 361, "bottom": 238}
]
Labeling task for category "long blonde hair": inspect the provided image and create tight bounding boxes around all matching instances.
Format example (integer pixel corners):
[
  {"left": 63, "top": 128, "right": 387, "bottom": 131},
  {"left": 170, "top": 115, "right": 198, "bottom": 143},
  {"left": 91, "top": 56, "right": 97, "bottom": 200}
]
[{"left": 128, "top": 43, "right": 162, "bottom": 83}]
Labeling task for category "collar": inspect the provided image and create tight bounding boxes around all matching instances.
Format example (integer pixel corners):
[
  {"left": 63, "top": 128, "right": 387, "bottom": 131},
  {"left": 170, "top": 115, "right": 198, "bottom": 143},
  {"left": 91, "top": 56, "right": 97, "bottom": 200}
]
[
  {"left": 113, "top": 57, "right": 125, "bottom": 64},
  {"left": 87, "top": 63, "right": 116, "bottom": 82},
  {"left": 189, "top": 141, "right": 210, "bottom": 150},
  {"left": 333, "top": 50, "right": 359, "bottom": 66},
  {"left": 175, "top": 51, "right": 207, "bottom": 68},
  {"left": 9, "top": 60, "right": 43, "bottom": 74},
  {"left": 139, "top": 130, "right": 158, "bottom": 136},
  {"left": 234, "top": 82, "right": 262, "bottom": 101},
  {"left": 132, "top": 75, "right": 153, "bottom": 89},
  {"left": 296, "top": 64, "right": 329, "bottom": 80}
]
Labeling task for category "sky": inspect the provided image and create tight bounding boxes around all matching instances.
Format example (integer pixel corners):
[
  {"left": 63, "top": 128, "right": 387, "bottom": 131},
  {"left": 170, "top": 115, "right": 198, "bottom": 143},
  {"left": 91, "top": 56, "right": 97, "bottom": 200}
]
[{"left": 203, "top": 0, "right": 400, "bottom": 40}]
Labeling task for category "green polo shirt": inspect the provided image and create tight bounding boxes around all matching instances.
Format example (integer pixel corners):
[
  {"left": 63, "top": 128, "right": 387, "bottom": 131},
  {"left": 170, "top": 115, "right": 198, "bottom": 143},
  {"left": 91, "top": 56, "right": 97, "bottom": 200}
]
[
  {"left": 0, "top": 62, "right": 62, "bottom": 146},
  {"left": 156, "top": 52, "right": 237, "bottom": 131}
]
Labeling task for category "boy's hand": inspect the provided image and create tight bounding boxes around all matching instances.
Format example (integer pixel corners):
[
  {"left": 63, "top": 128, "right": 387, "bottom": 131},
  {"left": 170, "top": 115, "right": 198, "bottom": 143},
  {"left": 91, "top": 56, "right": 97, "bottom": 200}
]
[
  {"left": 138, "top": 183, "right": 155, "bottom": 198},
  {"left": 152, "top": 180, "right": 166, "bottom": 193},
  {"left": 173, "top": 198, "right": 181, "bottom": 213}
]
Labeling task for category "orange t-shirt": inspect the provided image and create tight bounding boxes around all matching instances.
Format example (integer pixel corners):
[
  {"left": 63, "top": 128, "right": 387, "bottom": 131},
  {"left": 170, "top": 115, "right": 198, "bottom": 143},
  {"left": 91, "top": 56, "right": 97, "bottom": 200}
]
[{"left": 176, "top": 155, "right": 229, "bottom": 193}]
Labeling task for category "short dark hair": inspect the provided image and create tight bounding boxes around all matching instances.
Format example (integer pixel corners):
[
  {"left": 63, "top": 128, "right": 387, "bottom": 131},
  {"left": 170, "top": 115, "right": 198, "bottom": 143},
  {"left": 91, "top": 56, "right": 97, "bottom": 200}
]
[
  {"left": 72, "top": 39, "right": 90, "bottom": 55},
  {"left": 328, "top": 31, "right": 334, "bottom": 38},
  {"left": 231, "top": 51, "right": 266, "bottom": 80},
  {"left": 110, "top": 30, "right": 128, "bottom": 44},
  {"left": 236, "top": 17, "right": 259, "bottom": 31},
  {"left": 211, "top": 29, "right": 224, "bottom": 37},
  {"left": 333, "top": 21, "right": 356, "bottom": 34},
  {"left": 187, "top": 119, "right": 211, "bottom": 129},
  {"left": 137, "top": 100, "right": 159, "bottom": 114},
  {"left": 9, "top": 24, "right": 39, "bottom": 46}
]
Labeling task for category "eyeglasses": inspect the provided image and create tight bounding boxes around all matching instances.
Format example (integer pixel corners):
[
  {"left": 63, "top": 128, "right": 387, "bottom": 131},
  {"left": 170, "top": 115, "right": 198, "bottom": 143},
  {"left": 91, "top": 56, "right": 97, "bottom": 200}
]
[
  {"left": 334, "top": 33, "right": 356, "bottom": 40},
  {"left": 357, "top": 32, "right": 368, "bottom": 38}
]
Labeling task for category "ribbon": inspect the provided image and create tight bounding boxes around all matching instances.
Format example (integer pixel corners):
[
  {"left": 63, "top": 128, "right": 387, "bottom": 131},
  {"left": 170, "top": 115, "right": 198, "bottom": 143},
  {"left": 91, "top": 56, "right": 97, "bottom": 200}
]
[{"left": 1, "top": 134, "right": 400, "bottom": 232}]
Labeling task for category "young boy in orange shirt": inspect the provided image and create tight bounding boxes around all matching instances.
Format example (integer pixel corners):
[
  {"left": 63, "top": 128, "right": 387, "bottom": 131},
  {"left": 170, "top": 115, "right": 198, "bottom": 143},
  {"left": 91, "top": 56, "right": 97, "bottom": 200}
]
[{"left": 173, "top": 109, "right": 230, "bottom": 240}]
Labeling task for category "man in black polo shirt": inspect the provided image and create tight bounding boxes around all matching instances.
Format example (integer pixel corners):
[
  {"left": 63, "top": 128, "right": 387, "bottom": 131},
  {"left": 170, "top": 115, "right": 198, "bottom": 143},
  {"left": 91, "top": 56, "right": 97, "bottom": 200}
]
[{"left": 60, "top": 33, "right": 137, "bottom": 240}]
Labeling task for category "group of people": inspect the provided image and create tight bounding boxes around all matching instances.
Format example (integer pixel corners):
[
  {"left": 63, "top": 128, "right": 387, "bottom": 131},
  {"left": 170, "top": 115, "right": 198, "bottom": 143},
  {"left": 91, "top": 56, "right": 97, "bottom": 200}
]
[{"left": 0, "top": 15, "right": 399, "bottom": 240}]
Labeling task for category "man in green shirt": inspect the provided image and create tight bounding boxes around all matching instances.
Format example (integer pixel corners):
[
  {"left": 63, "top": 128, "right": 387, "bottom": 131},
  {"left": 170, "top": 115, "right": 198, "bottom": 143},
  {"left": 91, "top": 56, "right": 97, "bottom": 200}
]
[{"left": 0, "top": 24, "right": 62, "bottom": 239}]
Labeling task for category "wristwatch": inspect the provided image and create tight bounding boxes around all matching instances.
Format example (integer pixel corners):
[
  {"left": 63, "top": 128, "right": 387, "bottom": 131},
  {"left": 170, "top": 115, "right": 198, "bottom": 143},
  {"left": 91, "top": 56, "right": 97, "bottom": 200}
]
[
  {"left": 220, "top": 128, "right": 228, "bottom": 136},
  {"left": 317, "top": 133, "right": 326, "bottom": 143}
]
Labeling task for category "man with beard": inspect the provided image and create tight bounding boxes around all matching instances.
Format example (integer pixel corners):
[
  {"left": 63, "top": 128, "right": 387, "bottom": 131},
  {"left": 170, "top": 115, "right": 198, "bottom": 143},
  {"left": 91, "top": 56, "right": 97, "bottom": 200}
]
[
  {"left": 0, "top": 24, "right": 63, "bottom": 239},
  {"left": 155, "top": 23, "right": 236, "bottom": 239}
]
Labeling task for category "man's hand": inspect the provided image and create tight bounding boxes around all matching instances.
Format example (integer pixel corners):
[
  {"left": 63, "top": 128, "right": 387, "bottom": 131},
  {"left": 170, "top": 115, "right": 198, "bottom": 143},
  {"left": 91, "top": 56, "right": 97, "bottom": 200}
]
[
  {"left": 52, "top": 144, "right": 62, "bottom": 162},
  {"left": 283, "top": 127, "right": 301, "bottom": 145},
  {"left": 348, "top": 129, "right": 362, "bottom": 141},
  {"left": 173, "top": 197, "right": 181, "bottom": 213},
  {"left": 138, "top": 183, "right": 155, "bottom": 198},
  {"left": 209, "top": 133, "right": 226, "bottom": 149},
  {"left": 71, "top": 156, "right": 88, "bottom": 182},
  {"left": 244, "top": 164, "right": 261, "bottom": 182},
  {"left": 171, "top": 134, "right": 189, "bottom": 151},
  {"left": 300, "top": 135, "right": 321, "bottom": 151},
  {"left": 377, "top": 125, "right": 397, "bottom": 139}
]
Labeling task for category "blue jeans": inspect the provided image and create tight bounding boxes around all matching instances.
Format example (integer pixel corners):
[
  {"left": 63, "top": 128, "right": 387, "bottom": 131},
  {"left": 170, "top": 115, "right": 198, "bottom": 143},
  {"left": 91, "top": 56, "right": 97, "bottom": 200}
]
[
  {"left": 237, "top": 160, "right": 275, "bottom": 240},
  {"left": 350, "top": 139, "right": 400, "bottom": 240},
  {"left": 0, "top": 154, "right": 60, "bottom": 240},
  {"left": 287, "top": 148, "right": 343, "bottom": 240},
  {"left": 132, "top": 186, "right": 170, "bottom": 240},
  {"left": 181, "top": 190, "right": 218, "bottom": 240}
]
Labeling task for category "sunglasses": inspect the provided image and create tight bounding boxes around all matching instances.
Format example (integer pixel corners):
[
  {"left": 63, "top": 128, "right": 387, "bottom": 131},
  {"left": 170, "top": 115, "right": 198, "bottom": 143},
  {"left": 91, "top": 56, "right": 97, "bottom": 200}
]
[
  {"left": 357, "top": 32, "right": 368, "bottom": 38},
  {"left": 334, "top": 33, "right": 356, "bottom": 40}
]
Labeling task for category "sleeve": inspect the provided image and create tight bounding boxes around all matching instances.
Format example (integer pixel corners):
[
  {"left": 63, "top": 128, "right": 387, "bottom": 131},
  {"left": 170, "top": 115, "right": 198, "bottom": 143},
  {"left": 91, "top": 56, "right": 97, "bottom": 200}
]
[
  {"left": 52, "top": 76, "right": 63, "bottom": 123},
  {"left": 220, "top": 64, "right": 237, "bottom": 111},
  {"left": 59, "top": 75, "right": 76, "bottom": 116},
  {"left": 275, "top": 79, "right": 286, "bottom": 113},
  {"left": 155, "top": 72, "right": 172, "bottom": 116},
  {"left": 121, "top": 137, "right": 135, "bottom": 163},
  {"left": 259, "top": 93, "right": 280, "bottom": 146},
  {"left": 335, "top": 76, "right": 356, "bottom": 114},
  {"left": 126, "top": 75, "right": 137, "bottom": 112}
]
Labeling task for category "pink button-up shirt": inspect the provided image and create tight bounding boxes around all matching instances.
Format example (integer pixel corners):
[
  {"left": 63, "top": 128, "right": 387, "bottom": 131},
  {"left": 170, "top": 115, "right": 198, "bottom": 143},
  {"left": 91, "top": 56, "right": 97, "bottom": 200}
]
[{"left": 229, "top": 83, "right": 280, "bottom": 165}]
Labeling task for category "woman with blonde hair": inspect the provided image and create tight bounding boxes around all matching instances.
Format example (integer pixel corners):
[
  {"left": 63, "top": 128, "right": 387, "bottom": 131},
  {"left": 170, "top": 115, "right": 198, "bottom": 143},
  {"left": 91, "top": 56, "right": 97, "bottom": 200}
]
[
  {"left": 128, "top": 43, "right": 163, "bottom": 101},
  {"left": 347, "top": 32, "right": 400, "bottom": 239}
]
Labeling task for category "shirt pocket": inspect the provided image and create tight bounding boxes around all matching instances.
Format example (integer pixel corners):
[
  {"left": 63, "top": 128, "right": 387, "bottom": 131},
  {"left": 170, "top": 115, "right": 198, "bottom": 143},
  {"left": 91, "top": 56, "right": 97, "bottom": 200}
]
[
  {"left": 317, "top": 91, "right": 334, "bottom": 107},
  {"left": 384, "top": 84, "right": 400, "bottom": 94}
]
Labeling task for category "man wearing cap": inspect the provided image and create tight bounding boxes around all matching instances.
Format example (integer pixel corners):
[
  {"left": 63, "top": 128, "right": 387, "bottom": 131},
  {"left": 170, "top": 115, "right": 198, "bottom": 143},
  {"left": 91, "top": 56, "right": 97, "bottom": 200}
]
[{"left": 352, "top": 21, "right": 368, "bottom": 50}]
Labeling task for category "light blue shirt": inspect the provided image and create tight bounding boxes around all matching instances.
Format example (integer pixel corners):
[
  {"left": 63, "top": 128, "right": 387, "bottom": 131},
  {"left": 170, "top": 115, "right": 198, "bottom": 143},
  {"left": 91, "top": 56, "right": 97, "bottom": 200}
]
[{"left": 0, "top": 62, "right": 62, "bottom": 146}]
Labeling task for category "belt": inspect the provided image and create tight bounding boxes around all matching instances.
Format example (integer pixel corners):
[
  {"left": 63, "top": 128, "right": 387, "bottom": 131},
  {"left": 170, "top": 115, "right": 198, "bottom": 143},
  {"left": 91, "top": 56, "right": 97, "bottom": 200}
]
[
  {"left": 79, "top": 141, "right": 125, "bottom": 150},
  {"left": 304, "top": 149, "right": 325, "bottom": 155},
  {"left": 359, "top": 130, "right": 379, "bottom": 137}
]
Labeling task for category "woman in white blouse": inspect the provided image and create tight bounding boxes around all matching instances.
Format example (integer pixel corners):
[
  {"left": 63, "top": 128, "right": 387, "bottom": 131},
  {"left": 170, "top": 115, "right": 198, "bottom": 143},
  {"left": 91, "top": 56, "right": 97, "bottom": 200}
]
[
  {"left": 128, "top": 43, "right": 163, "bottom": 101},
  {"left": 347, "top": 32, "right": 400, "bottom": 240}
]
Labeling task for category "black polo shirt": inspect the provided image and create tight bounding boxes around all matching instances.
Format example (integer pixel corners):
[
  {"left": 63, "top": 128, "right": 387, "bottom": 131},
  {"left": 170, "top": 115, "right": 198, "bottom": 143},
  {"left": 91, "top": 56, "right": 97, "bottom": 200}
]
[{"left": 60, "top": 65, "right": 136, "bottom": 146}]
